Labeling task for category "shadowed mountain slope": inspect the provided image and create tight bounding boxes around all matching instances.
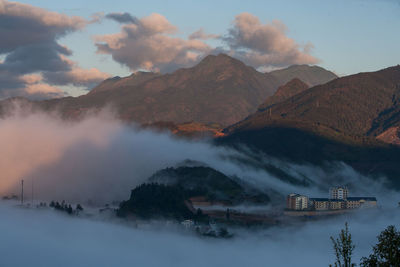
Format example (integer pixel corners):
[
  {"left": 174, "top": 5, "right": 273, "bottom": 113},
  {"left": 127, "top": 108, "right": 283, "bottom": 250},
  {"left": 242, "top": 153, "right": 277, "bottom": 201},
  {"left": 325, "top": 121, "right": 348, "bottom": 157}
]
[
  {"left": 269, "top": 64, "right": 338, "bottom": 87},
  {"left": 220, "top": 65, "right": 400, "bottom": 187},
  {"left": 227, "top": 65, "right": 400, "bottom": 137},
  {"left": 258, "top": 78, "right": 309, "bottom": 110}
]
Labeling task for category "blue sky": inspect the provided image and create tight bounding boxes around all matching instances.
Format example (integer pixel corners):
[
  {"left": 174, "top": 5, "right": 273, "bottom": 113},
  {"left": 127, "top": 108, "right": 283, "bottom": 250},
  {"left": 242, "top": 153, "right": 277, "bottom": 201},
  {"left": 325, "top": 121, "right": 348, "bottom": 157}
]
[{"left": 6, "top": 0, "right": 400, "bottom": 96}]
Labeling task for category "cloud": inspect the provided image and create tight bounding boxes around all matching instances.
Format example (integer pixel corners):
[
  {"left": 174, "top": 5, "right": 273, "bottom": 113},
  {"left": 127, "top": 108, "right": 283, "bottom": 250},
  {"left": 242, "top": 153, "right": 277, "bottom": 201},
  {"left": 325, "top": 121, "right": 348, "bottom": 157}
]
[
  {"left": 0, "top": 103, "right": 396, "bottom": 206},
  {"left": 0, "top": 0, "right": 109, "bottom": 99},
  {"left": 106, "top": 12, "right": 138, "bottom": 24},
  {"left": 0, "top": 109, "right": 398, "bottom": 267},
  {"left": 0, "top": 0, "right": 86, "bottom": 53},
  {"left": 1, "top": 201, "right": 399, "bottom": 267},
  {"left": 96, "top": 12, "right": 318, "bottom": 73},
  {"left": 223, "top": 13, "right": 319, "bottom": 69},
  {"left": 95, "top": 13, "right": 212, "bottom": 72},
  {"left": 189, "top": 28, "right": 220, "bottom": 40},
  {"left": 44, "top": 67, "right": 110, "bottom": 88},
  {"left": 1, "top": 104, "right": 399, "bottom": 266}
]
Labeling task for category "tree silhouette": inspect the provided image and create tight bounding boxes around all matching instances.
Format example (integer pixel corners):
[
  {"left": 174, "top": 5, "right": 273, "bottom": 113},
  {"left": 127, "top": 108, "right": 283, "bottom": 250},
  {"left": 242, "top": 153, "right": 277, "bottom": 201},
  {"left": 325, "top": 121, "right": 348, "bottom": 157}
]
[
  {"left": 360, "top": 225, "right": 400, "bottom": 267},
  {"left": 330, "top": 222, "right": 356, "bottom": 267}
]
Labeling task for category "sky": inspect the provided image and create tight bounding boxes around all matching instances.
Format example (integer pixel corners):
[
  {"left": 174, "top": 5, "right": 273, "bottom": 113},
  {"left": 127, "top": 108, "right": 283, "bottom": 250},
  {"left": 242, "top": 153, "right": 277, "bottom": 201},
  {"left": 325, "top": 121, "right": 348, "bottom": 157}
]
[{"left": 1, "top": 0, "right": 400, "bottom": 97}]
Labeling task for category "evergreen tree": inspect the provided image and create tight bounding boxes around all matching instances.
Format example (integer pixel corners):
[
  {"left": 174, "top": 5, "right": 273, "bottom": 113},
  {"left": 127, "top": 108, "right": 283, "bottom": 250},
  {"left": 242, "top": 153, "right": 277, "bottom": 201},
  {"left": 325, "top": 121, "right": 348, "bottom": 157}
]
[
  {"left": 330, "top": 222, "right": 356, "bottom": 267},
  {"left": 67, "top": 205, "right": 73, "bottom": 214},
  {"left": 360, "top": 225, "right": 400, "bottom": 267}
]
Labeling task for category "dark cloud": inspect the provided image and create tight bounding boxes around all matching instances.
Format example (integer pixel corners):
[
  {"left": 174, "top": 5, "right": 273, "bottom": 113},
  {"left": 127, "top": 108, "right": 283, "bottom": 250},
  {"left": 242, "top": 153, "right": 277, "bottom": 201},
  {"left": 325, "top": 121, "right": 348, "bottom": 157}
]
[
  {"left": 0, "top": 0, "right": 109, "bottom": 100},
  {"left": 0, "top": 42, "right": 72, "bottom": 75},
  {"left": 105, "top": 12, "right": 138, "bottom": 24}
]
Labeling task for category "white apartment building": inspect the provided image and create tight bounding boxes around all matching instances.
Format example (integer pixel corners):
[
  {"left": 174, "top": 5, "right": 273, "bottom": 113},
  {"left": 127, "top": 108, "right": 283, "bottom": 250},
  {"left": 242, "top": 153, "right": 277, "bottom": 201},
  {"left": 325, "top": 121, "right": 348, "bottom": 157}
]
[
  {"left": 287, "top": 194, "right": 309, "bottom": 210},
  {"left": 329, "top": 186, "right": 348, "bottom": 200}
]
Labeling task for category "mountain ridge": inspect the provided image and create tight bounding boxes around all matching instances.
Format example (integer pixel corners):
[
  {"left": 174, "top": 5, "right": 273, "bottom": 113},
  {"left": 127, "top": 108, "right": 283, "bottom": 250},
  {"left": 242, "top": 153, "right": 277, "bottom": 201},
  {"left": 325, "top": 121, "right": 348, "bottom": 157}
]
[
  {"left": 268, "top": 64, "right": 338, "bottom": 86},
  {"left": 0, "top": 54, "right": 338, "bottom": 127}
]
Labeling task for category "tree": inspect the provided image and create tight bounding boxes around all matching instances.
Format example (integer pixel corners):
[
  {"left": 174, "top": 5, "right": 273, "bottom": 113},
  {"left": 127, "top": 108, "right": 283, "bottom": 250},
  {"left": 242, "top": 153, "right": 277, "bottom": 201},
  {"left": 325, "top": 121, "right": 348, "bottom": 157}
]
[
  {"left": 330, "top": 222, "right": 356, "bottom": 267},
  {"left": 360, "top": 225, "right": 400, "bottom": 267}
]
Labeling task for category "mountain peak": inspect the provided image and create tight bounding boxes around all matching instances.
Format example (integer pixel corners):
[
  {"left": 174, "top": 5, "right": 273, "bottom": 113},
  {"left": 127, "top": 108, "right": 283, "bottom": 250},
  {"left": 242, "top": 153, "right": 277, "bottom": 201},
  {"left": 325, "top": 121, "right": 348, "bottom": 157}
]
[
  {"left": 258, "top": 78, "right": 309, "bottom": 110},
  {"left": 197, "top": 53, "right": 246, "bottom": 68},
  {"left": 269, "top": 64, "right": 337, "bottom": 87}
]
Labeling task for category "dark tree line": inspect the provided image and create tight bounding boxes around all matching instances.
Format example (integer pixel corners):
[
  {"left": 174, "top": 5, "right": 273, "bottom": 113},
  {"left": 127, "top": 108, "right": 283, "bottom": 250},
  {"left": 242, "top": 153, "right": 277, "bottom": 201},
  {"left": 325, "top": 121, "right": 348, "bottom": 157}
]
[
  {"left": 49, "top": 201, "right": 83, "bottom": 215},
  {"left": 330, "top": 223, "right": 400, "bottom": 267},
  {"left": 117, "top": 183, "right": 198, "bottom": 220}
]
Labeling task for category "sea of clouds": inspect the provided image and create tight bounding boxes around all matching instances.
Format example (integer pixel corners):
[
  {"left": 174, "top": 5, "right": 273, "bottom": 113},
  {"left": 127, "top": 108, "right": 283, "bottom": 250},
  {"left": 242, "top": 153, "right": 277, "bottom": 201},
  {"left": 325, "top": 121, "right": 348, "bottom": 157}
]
[{"left": 0, "top": 106, "right": 399, "bottom": 266}]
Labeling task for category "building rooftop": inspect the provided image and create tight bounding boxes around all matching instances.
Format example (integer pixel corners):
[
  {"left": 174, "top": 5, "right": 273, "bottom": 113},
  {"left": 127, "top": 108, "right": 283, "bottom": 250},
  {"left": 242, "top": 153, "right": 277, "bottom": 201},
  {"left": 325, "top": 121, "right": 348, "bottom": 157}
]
[
  {"left": 347, "top": 197, "right": 377, "bottom": 201},
  {"left": 310, "top": 198, "right": 329, "bottom": 201}
]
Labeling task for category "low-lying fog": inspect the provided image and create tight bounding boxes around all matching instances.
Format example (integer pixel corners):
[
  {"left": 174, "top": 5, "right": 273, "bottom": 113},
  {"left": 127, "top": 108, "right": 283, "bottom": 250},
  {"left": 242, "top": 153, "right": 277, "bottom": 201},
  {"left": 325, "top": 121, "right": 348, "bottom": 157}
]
[
  {"left": 1, "top": 202, "right": 399, "bottom": 267},
  {"left": 1, "top": 105, "right": 399, "bottom": 266},
  {"left": 1, "top": 106, "right": 395, "bottom": 204}
]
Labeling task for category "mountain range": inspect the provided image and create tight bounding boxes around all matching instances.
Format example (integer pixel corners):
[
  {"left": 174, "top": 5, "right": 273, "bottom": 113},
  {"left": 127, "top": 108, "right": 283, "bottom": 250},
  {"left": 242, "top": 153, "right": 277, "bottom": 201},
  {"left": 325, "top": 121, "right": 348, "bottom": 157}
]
[
  {"left": 225, "top": 65, "right": 400, "bottom": 139},
  {"left": 0, "top": 54, "right": 337, "bottom": 128},
  {"left": 221, "top": 65, "right": 400, "bottom": 187},
  {"left": 1, "top": 54, "right": 400, "bottom": 185}
]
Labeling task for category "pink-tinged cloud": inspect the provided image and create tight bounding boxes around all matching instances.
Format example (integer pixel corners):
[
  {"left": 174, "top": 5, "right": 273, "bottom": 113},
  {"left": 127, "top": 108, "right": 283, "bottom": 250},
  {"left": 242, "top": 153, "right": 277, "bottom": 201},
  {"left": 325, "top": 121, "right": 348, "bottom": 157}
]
[
  {"left": 0, "top": 0, "right": 86, "bottom": 28},
  {"left": 0, "top": 107, "right": 119, "bottom": 196},
  {"left": 224, "top": 13, "right": 319, "bottom": 68},
  {"left": 189, "top": 28, "right": 220, "bottom": 40},
  {"left": 16, "top": 73, "right": 64, "bottom": 99},
  {"left": 0, "top": 0, "right": 109, "bottom": 99},
  {"left": 96, "top": 13, "right": 212, "bottom": 72},
  {"left": 44, "top": 66, "right": 111, "bottom": 87},
  {"left": 97, "top": 12, "right": 318, "bottom": 73}
]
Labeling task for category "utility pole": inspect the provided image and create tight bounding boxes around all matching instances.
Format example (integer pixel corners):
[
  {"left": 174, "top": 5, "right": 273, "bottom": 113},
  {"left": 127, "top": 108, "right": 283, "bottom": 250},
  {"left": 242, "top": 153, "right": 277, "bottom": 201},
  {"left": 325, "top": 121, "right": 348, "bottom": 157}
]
[
  {"left": 21, "top": 179, "right": 24, "bottom": 205},
  {"left": 31, "top": 177, "right": 34, "bottom": 206}
]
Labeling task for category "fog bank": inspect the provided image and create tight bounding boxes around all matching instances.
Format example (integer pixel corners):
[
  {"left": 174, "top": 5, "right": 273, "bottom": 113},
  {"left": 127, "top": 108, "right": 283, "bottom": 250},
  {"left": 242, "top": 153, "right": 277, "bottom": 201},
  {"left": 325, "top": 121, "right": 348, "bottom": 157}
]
[
  {"left": 1, "top": 108, "right": 395, "bottom": 205},
  {"left": 0, "top": 202, "right": 399, "bottom": 267}
]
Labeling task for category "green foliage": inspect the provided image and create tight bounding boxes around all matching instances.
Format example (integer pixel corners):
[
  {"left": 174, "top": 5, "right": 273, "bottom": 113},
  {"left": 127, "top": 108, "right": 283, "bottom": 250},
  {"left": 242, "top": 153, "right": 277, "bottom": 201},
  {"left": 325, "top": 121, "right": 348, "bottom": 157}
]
[
  {"left": 219, "top": 125, "right": 400, "bottom": 189},
  {"left": 117, "top": 183, "right": 194, "bottom": 220},
  {"left": 360, "top": 225, "right": 400, "bottom": 267},
  {"left": 330, "top": 222, "right": 356, "bottom": 267},
  {"left": 149, "top": 166, "right": 270, "bottom": 204}
]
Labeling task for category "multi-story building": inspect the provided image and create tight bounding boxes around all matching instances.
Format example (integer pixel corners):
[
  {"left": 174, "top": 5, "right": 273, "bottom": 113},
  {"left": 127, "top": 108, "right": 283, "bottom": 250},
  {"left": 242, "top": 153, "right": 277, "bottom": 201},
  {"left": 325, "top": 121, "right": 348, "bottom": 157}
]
[
  {"left": 346, "top": 197, "right": 377, "bottom": 209},
  {"left": 329, "top": 186, "right": 348, "bottom": 200},
  {"left": 329, "top": 199, "right": 346, "bottom": 210},
  {"left": 310, "top": 198, "right": 329, "bottom": 211},
  {"left": 286, "top": 194, "right": 309, "bottom": 210},
  {"left": 287, "top": 187, "right": 377, "bottom": 212}
]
